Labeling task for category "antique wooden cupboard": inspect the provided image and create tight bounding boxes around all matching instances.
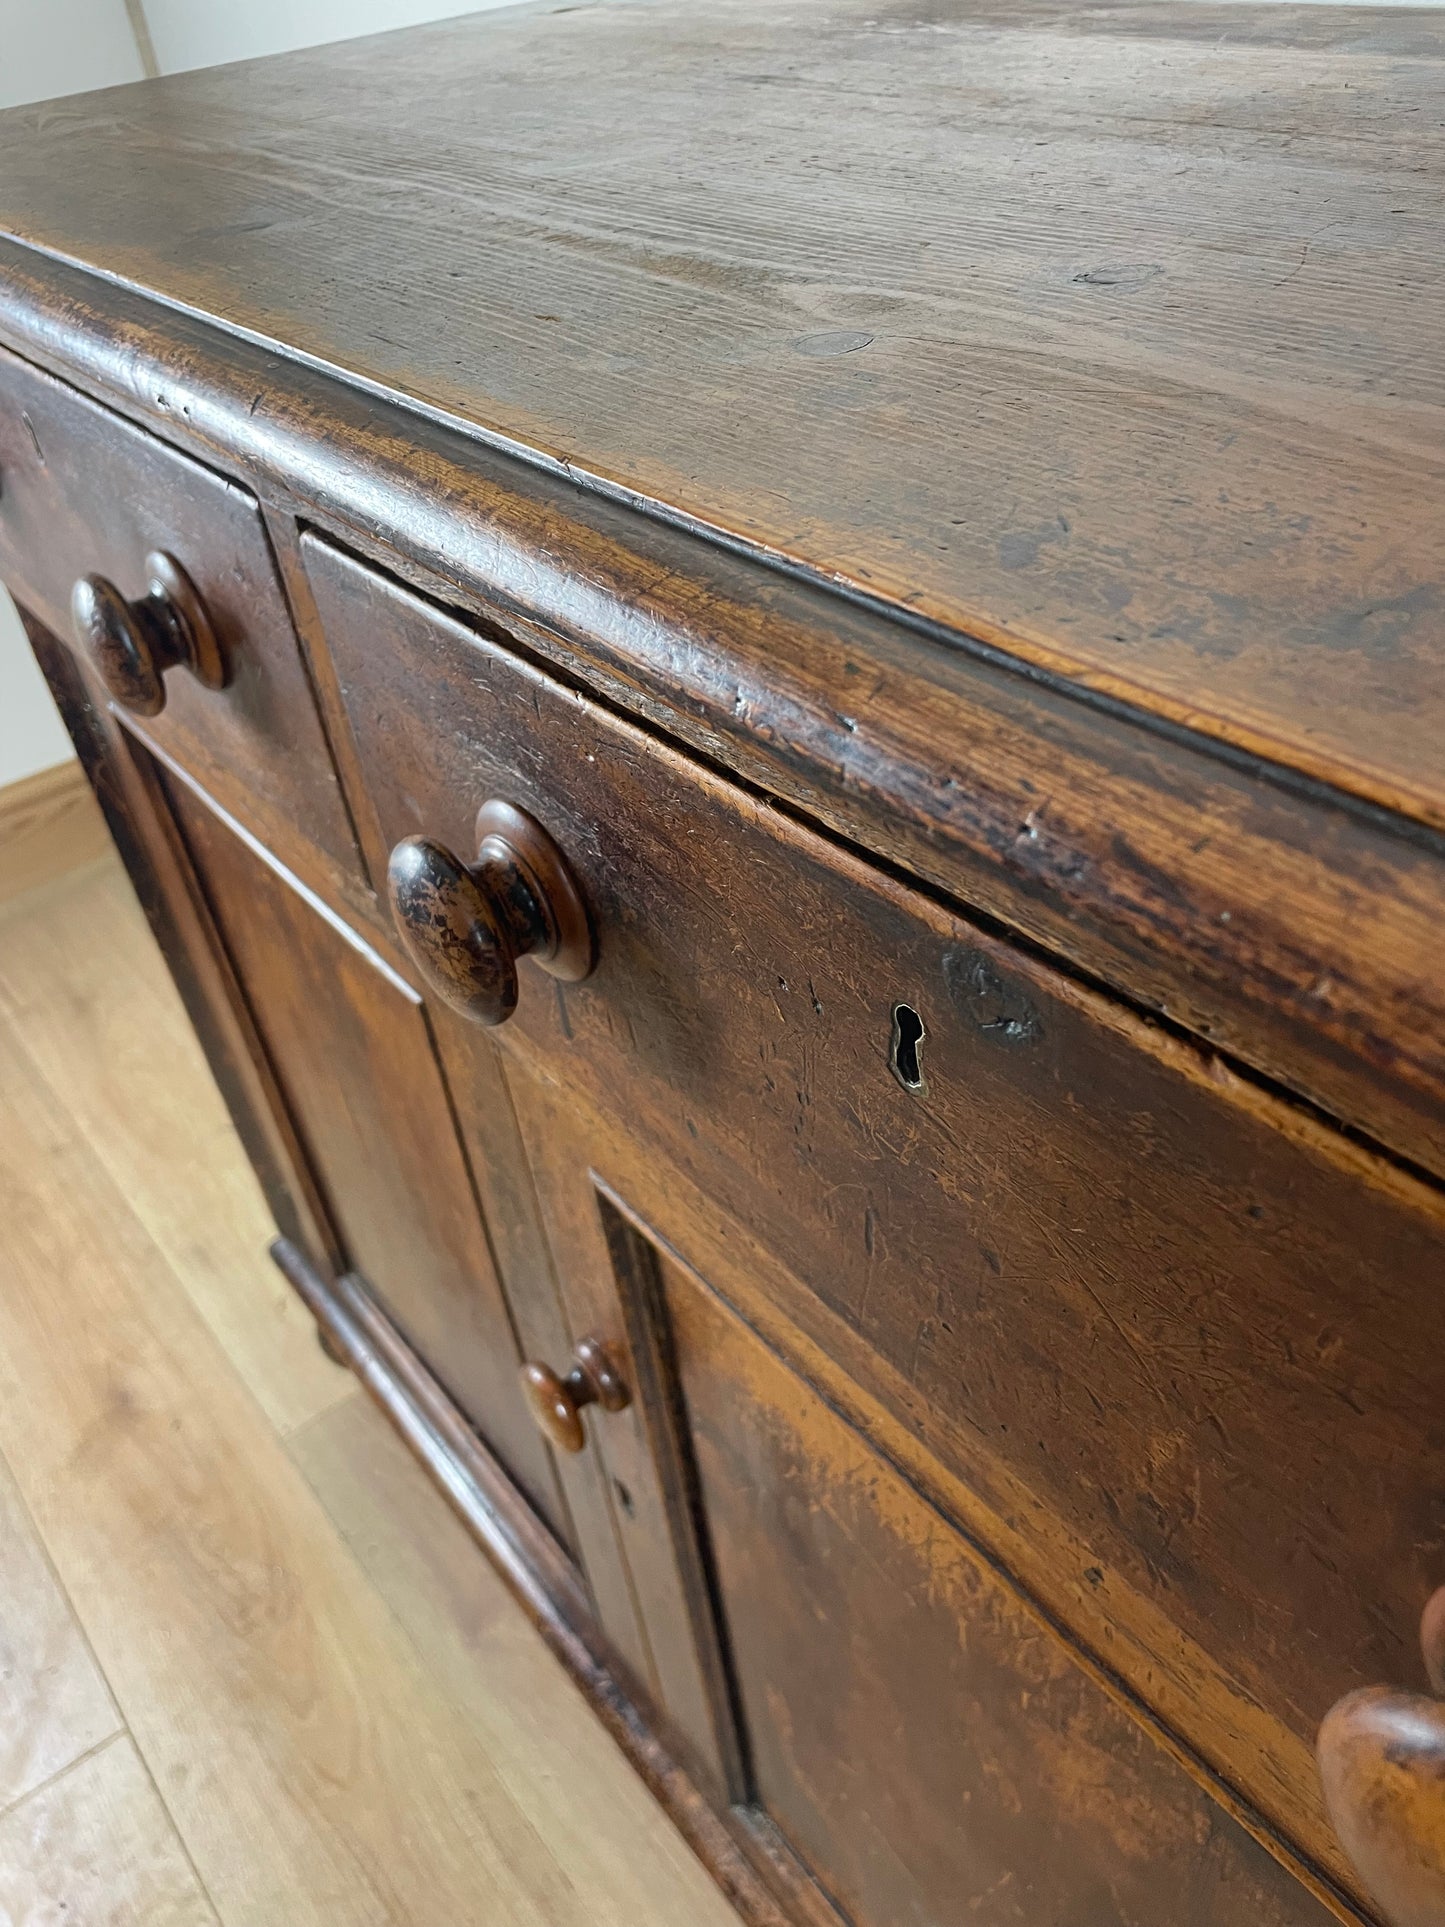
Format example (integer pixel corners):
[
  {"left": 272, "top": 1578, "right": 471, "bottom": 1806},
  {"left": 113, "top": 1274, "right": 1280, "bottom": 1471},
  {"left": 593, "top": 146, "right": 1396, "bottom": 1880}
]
[{"left": 2, "top": 2, "right": 1443, "bottom": 1921}]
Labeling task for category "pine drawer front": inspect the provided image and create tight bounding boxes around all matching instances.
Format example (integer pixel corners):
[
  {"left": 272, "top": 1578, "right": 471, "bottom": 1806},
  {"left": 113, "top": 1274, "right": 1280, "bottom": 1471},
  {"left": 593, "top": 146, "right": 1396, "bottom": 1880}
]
[{"left": 0, "top": 345, "right": 362, "bottom": 904}]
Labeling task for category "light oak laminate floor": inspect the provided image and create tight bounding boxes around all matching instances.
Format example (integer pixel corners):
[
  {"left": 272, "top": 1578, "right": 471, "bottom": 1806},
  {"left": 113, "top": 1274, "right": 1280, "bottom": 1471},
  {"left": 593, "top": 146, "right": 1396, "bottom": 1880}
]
[{"left": 0, "top": 849, "right": 737, "bottom": 1927}]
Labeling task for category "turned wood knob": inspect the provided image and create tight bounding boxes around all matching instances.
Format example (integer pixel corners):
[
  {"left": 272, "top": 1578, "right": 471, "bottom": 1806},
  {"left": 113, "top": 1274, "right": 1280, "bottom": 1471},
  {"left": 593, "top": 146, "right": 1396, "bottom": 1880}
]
[
  {"left": 388, "top": 801, "right": 594, "bottom": 1026},
  {"left": 71, "top": 552, "right": 226, "bottom": 717},
  {"left": 520, "top": 1337, "right": 630, "bottom": 1453},
  {"left": 1318, "top": 1587, "right": 1445, "bottom": 1926}
]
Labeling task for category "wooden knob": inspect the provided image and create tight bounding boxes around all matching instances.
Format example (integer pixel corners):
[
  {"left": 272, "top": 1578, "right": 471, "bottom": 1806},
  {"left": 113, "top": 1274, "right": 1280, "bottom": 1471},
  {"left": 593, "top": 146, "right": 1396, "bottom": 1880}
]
[
  {"left": 520, "top": 1337, "right": 630, "bottom": 1453},
  {"left": 71, "top": 552, "right": 225, "bottom": 717},
  {"left": 388, "top": 800, "right": 594, "bottom": 1026},
  {"left": 1318, "top": 1587, "right": 1445, "bottom": 1926}
]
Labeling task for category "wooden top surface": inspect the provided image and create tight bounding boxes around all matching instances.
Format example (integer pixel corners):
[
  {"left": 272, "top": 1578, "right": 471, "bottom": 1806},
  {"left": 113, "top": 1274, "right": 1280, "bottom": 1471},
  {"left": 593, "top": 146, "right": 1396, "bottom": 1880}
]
[{"left": 0, "top": 0, "right": 1442, "bottom": 824}]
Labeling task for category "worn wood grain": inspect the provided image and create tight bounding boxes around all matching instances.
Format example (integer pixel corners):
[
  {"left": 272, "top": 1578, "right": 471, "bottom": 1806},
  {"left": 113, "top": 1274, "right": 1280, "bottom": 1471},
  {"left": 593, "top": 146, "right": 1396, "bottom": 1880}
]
[
  {"left": 163, "top": 768, "right": 568, "bottom": 1537},
  {"left": 0, "top": 1737, "right": 218, "bottom": 1927},
  {"left": 622, "top": 1207, "right": 1340, "bottom": 1925},
  {"left": 0, "top": 0, "right": 1440, "bottom": 828},
  {"left": 309, "top": 535, "right": 1445, "bottom": 1906},
  {"left": 500, "top": 1036, "right": 1367, "bottom": 1912},
  {"left": 4, "top": 14, "right": 1443, "bottom": 1916},
  {"left": 5, "top": 247, "right": 1443, "bottom": 1188}
]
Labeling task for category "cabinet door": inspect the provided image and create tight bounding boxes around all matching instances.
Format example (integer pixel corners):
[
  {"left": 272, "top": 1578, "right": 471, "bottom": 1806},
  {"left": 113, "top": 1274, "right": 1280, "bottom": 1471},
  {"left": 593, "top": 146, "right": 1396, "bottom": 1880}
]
[
  {"left": 502, "top": 1061, "right": 1336, "bottom": 1927},
  {"left": 159, "top": 765, "right": 567, "bottom": 1544}
]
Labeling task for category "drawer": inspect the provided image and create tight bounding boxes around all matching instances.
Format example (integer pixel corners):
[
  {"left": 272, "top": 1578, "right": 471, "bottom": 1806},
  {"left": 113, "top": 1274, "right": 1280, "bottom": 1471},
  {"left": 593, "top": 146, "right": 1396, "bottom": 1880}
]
[
  {"left": 305, "top": 535, "right": 1445, "bottom": 1865},
  {"left": 0, "top": 347, "right": 364, "bottom": 905}
]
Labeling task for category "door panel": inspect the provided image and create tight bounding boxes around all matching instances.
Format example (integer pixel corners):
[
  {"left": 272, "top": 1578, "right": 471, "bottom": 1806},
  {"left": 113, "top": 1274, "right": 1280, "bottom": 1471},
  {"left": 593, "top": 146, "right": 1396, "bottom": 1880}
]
[
  {"left": 162, "top": 766, "right": 566, "bottom": 1543},
  {"left": 451, "top": 1039, "right": 658, "bottom": 1703},
  {"left": 507, "top": 1084, "right": 1334, "bottom": 1925},
  {"left": 504, "top": 1058, "right": 741, "bottom": 1796},
  {"left": 660, "top": 1246, "right": 1334, "bottom": 1927}
]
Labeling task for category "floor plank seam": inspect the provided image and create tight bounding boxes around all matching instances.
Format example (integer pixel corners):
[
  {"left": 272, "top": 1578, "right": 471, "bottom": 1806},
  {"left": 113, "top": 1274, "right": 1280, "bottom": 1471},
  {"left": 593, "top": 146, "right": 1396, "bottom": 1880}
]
[
  {"left": 122, "top": 1718, "right": 228, "bottom": 1925},
  {"left": 0, "top": 1729, "right": 128, "bottom": 1827},
  {"left": 0, "top": 1422, "right": 126, "bottom": 1751},
  {"left": 276, "top": 1377, "right": 361, "bottom": 1445}
]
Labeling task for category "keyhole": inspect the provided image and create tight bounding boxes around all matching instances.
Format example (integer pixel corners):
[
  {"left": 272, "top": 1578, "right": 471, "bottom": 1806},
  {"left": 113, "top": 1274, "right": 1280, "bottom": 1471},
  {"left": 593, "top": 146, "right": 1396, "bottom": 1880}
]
[{"left": 890, "top": 1002, "right": 926, "bottom": 1093}]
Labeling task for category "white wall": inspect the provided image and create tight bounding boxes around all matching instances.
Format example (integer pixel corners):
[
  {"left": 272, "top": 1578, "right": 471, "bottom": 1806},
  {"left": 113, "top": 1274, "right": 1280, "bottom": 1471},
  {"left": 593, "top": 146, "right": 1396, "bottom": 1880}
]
[
  {"left": 0, "top": 597, "right": 74, "bottom": 781},
  {"left": 140, "top": 0, "right": 501, "bottom": 74},
  {"left": 0, "top": 0, "right": 146, "bottom": 103}
]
